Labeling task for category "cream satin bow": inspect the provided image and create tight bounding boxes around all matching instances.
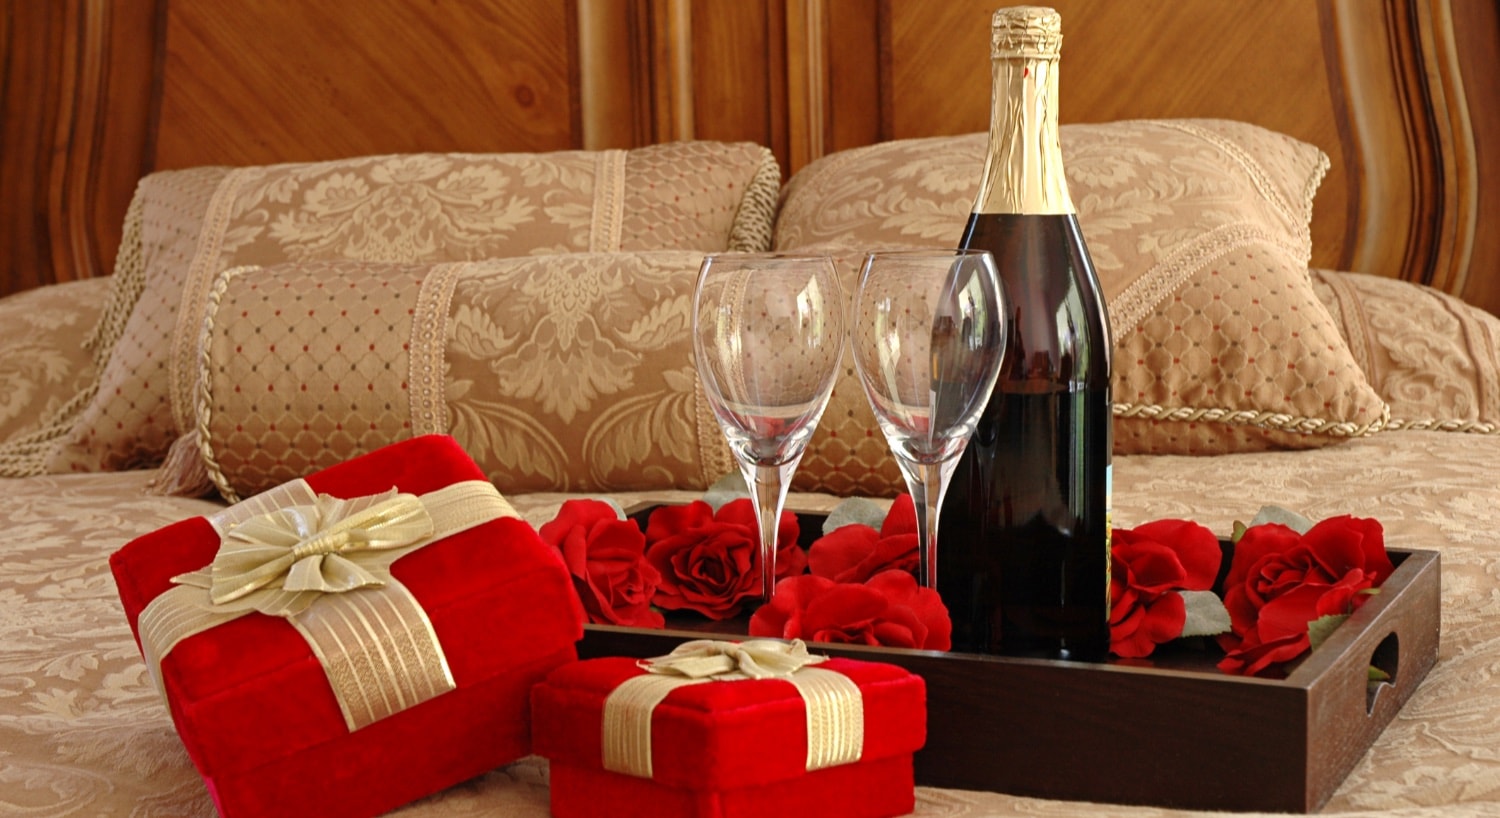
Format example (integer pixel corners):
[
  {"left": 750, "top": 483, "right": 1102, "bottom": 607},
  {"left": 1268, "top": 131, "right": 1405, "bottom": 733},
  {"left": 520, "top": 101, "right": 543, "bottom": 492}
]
[
  {"left": 172, "top": 490, "right": 434, "bottom": 617},
  {"left": 641, "top": 638, "right": 827, "bottom": 680},
  {"left": 605, "top": 639, "right": 861, "bottom": 777}
]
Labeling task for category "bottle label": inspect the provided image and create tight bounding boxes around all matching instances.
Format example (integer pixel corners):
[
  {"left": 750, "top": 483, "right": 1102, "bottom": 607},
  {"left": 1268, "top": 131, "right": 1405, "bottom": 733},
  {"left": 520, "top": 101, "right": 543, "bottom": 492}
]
[{"left": 1104, "top": 463, "right": 1113, "bottom": 613}]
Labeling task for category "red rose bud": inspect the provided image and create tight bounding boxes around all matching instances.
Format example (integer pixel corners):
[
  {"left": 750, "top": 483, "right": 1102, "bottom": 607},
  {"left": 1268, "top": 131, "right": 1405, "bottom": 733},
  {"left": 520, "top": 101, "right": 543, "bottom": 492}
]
[
  {"left": 1217, "top": 515, "right": 1392, "bottom": 676},
  {"left": 806, "top": 494, "right": 921, "bottom": 584},
  {"left": 748, "top": 569, "right": 951, "bottom": 651},
  {"left": 1108, "top": 520, "right": 1222, "bottom": 659},
  {"left": 538, "top": 499, "right": 663, "bottom": 629},
  {"left": 645, "top": 499, "right": 803, "bottom": 620}
]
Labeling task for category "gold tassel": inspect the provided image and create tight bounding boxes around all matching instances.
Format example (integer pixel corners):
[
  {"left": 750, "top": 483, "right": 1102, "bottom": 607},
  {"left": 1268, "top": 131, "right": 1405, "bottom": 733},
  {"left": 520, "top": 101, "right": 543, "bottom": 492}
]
[{"left": 148, "top": 431, "right": 217, "bottom": 498}]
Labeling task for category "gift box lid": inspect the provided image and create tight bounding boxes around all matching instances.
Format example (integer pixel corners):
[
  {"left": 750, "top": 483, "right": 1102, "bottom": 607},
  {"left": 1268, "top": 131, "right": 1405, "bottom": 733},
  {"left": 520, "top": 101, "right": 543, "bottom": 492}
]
[
  {"left": 110, "top": 434, "right": 586, "bottom": 777},
  {"left": 532, "top": 652, "right": 926, "bottom": 792}
]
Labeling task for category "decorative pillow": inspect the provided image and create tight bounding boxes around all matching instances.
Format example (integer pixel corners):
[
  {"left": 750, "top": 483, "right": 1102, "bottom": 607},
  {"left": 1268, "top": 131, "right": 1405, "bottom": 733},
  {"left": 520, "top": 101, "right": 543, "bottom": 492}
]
[
  {"left": 0, "top": 277, "right": 111, "bottom": 464},
  {"left": 192, "top": 254, "right": 738, "bottom": 501},
  {"left": 1312, "top": 269, "right": 1499, "bottom": 434},
  {"left": 775, "top": 119, "right": 1389, "bottom": 460},
  {"left": 5, "top": 142, "right": 779, "bottom": 478}
]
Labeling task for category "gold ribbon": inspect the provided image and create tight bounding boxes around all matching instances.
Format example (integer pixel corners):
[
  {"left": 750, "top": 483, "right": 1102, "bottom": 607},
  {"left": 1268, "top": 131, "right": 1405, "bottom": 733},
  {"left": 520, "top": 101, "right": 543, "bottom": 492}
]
[
  {"left": 137, "top": 478, "right": 516, "bottom": 731},
  {"left": 601, "top": 639, "right": 864, "bottom": 778}
]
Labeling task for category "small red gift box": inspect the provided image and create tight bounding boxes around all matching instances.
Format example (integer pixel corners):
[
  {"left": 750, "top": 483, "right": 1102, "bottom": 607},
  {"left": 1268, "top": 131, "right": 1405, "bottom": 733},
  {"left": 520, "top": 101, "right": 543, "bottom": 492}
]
[
  {"left": 110, "top": 434, "right": 584, "bottom": 818},
  {"left": 532, "top": 640, "right": 926, "bottom": 818}
]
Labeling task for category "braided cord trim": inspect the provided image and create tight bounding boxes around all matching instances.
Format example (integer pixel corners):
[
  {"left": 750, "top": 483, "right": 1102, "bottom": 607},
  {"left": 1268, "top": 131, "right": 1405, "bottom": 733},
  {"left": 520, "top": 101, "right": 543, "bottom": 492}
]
[
  {"left": 194, "top": 265, "right": 259, "bottom": 503},
  {"left": 1113, "top": 401, "right": 1390, "bottom": 438},
  {"left": 1385, "top": 417, "right": 1500, "bottom": 434}
]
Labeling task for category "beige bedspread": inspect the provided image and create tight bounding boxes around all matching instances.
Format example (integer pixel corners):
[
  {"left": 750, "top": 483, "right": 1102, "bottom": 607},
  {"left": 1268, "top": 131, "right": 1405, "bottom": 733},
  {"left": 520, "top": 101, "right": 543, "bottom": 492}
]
[{"left": 3, "top": 428, "right": 1499, "bottom": 817}]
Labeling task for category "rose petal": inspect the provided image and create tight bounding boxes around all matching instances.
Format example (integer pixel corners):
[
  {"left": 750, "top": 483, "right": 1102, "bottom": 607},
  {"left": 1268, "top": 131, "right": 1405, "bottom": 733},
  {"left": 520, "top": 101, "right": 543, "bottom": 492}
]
[
  {"left": 1110, "top": 592, "right": 1186, "bottom": 658},
  {"left": 1225, "top": 523, "right": 1303, "bottom": 591},
  {"left": 880, "top": 494, "right": 918, "bottom": 537},
  {"left": 1128, "top": 519, "right": 1222, "bottom": 589},
  {"left": 1114, "top": 540, "right": 1189, "bottom": 595},
  {"left": 644, "top": 500, "right": 715, "bottom": 543}
]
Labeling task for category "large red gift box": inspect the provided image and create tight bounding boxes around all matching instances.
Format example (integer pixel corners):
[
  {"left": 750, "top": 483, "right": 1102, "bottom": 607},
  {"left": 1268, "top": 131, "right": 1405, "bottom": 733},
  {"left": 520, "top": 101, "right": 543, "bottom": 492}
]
[
  {"left": 110, "top": 434, "right": 585, "bottom": 818},
  {"left": 532, "top": 641, "right": 927, "bottom": 818}
]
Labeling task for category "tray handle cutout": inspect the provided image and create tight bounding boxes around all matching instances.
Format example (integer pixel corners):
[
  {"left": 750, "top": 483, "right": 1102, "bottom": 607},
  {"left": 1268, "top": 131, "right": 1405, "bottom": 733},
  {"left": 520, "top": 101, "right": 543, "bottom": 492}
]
[{"left": 1366, "top": 632, "right": 1399, "bottom": 714}]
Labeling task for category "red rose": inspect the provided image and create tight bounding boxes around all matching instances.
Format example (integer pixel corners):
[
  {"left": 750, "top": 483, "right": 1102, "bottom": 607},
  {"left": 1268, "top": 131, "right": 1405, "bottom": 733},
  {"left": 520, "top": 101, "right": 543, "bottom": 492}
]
[
  {"left": 537, "top": 499, "right": 663, "bottom": 629},
  {"left": 1217, "top": 515, "right": 1393, "bottom": 676},
  {"left": 644, "top": 499, "right": 804, "bottom": 620},
  {"left": 748, "top": 569, "right": 951, "bottom": 651},
  {"left": 807, "top": 494, "right": 919, "bottom": 583},
  {"left": 1109, "top": 520, "right": 1222, "bottom": 658}
]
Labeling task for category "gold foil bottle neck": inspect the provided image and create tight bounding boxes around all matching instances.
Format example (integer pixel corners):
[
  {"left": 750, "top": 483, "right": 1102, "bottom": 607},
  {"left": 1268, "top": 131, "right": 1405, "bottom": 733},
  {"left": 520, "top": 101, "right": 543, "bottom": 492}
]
[
  {"left": 973, "top": 4, "right": 1073, "bottom": 215},
  {"left": 991, "top": 6, "right": 1062, "bottom": 61}
]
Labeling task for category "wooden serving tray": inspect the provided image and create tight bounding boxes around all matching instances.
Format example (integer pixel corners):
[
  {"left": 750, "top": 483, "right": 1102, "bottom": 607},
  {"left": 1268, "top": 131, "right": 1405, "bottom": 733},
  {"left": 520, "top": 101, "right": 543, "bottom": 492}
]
[{"left": 579, "top": 507, "right": 1440, "bottom": 813}]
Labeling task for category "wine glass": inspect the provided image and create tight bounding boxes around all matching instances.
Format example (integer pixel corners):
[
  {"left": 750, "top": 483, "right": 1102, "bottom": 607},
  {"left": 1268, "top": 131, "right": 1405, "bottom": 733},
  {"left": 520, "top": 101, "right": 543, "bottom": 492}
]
[
  {"left": 850, "top": 249, "right": 1006, "bottom": 588},
  {"left": 693, "top": 253, "right": 846, "bottom": 602}
]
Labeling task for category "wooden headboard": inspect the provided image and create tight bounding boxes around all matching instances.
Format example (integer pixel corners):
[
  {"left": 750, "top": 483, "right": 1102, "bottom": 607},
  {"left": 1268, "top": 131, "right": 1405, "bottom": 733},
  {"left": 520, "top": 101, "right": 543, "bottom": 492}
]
[{"left": 4, "top": 0, "right": 1497, "bottom": 315}]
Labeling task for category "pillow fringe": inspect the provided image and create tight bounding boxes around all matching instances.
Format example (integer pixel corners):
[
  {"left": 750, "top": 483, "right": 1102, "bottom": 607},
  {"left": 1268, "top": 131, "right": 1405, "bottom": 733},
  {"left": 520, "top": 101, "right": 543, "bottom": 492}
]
[
  {"left": 83, "top": 185, "right": 147, "bottom": 359},
  {"left": 0, "top": 186, "right": 149, "bottom": 477}
]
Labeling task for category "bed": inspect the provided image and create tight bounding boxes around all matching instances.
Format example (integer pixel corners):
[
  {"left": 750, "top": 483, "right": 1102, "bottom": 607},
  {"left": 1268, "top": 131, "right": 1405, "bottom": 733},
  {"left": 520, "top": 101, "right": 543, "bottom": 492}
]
[{"left": 3, "top": 1, "right": 1500, "bottom": 816}]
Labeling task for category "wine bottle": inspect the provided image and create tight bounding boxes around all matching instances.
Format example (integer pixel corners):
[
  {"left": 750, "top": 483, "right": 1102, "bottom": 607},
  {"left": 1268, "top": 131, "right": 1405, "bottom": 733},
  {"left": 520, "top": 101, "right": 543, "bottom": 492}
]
[{"left": 938, "top": 5, "right": 1113, "bottom": 660}]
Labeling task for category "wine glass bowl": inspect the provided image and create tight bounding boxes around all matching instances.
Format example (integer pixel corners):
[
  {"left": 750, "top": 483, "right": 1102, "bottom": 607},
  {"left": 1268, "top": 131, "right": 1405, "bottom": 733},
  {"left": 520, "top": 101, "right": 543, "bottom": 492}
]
[
  {"left": 693, "top": 253, "right": 846, "bottom": 601},
  {"left": 850, "top": 249, "right": 1006, "bottom": 588}
]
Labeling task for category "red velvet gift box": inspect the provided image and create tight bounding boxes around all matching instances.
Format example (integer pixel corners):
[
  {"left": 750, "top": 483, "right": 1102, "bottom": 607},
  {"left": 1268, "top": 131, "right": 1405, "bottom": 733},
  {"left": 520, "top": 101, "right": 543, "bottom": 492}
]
[
  {"left": 532, "top": 640, "right": 927, "bottom": 818},
  {"left": 110, "top": 434, "right": 584, "bottom": 818}
]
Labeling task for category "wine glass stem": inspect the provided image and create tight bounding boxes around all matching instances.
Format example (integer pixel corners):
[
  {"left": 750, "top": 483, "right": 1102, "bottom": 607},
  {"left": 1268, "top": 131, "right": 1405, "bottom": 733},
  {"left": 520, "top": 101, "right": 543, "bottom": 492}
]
[
  {"left": 745, "top": 461, "right": 794, "bottom": 602},
  {"left": 906, "top": 461, "right": 946, "bottom": 588}
]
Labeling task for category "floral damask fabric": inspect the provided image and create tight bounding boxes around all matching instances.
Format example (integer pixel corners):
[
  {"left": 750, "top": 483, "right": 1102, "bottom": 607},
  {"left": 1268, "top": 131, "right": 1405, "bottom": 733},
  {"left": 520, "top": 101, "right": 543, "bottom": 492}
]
[
  {"left": 0, "top": 277, "right": 109, "bottom": 460},
  {"left": 192, "top": 254, "right": 737, "bottom": 499},
  {"left": 15, "top": 143, "right": 778, "bottom": 480},
  {"left": 185, "top": 253, "right": 1500, "bottom": 504},
  {"left": 775, "top": 120, "right": 1390, "bottom": 455},
  {"left": 7, "top": 430, "right": 1500, "bottom": 817}
]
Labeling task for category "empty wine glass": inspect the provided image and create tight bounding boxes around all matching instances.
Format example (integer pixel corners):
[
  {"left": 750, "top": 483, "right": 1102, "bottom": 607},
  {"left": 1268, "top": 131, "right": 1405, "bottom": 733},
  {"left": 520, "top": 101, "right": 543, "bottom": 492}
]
[
  {"left": 693, "top": 253, "right": 846, "bottom": 602},
  {"left": 851, "top": 249, "right": 1006, "bottom": 588}
]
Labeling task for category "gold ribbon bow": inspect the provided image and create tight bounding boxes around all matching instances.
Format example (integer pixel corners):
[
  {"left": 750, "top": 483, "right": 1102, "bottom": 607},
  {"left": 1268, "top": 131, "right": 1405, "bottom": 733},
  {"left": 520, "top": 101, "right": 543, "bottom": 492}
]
[
  {"left": 640, "top": 638, "right": 827, "bottom": 679},
  {"left": 180, "top": 490, "right": 434, "bottom": 614},
  {"left": 602, "top": 639, "right": 865, "bottom": 778},
  {"left": 137, "top": 478, "right": 515, "bottom": 731}
]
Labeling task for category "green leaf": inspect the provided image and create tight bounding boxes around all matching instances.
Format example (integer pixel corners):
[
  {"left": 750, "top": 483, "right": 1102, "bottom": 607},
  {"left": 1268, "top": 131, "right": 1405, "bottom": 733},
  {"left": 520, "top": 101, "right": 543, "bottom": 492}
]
[
  {"left": 1245, "top": 505, "right": 1315, "bottom": 534},
  {"left": 1368, "top": 665, "right": 1391, "bottom": 683},
  {"left": 1178, "top": 590, "right": 1232, "bottom": 637},
  {"left": 702, "top": 472, "right": 749, "bottom": 512},
  {"left": 599, "top": 497, "right": 628, "bottom": 520},
  {"left": 1231, "top": 520, "right": 1249, "bottom": 544},
  {"left": 1307, "top": 613, "right": 1350, "bottom": 650},
  {"left": 822, "top": 497, "right": 890, "bottom": 536}
]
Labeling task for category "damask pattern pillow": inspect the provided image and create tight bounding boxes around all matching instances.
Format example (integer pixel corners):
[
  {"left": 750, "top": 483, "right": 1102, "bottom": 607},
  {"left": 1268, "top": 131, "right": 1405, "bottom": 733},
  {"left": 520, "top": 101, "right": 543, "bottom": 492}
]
[
  {"left": 1312, "top": 269, "right": 1499, "bottom": 434},
  {"left": 192, "top": 254, "right": 737, "bottom": 501},
  {"left": 775, "top": 119, "right": 1389, "bottom": 467},
  {"left": 7, "top": 142, "right": 778, "bottom": 479},
  {"left": 0, "top": 277, "right": 111, "bottom": 462}
]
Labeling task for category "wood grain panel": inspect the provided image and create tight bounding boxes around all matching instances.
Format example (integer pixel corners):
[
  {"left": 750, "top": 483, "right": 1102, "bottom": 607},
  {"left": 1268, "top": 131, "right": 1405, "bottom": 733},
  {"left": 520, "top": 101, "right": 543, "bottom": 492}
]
[
  {"left": 2, "top": 0, "right": 1497, "bottom": 317},
  {"left": 576, "top": 0, "right": 786, "bottom": 162},
  {"left": 153, "top": 0, "right": 578, "bottom": 170},
  {"left": 825, "top": 0, "right": 882, "bottom": 153},
  {"left": 690, "top": 0, "right": 777, "bottom": 149},
  {"left": 0, "top": 1, "right": 157, "bottom": 291},
  {"left": 0, "top": 1, "right": 63, "bottom": 294},
  {"left": 577, "top": 0, "right": 658, "bottom": 150},
  {"left": 1447, "top": 0, "right": 1500, "bottom": 314}
]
